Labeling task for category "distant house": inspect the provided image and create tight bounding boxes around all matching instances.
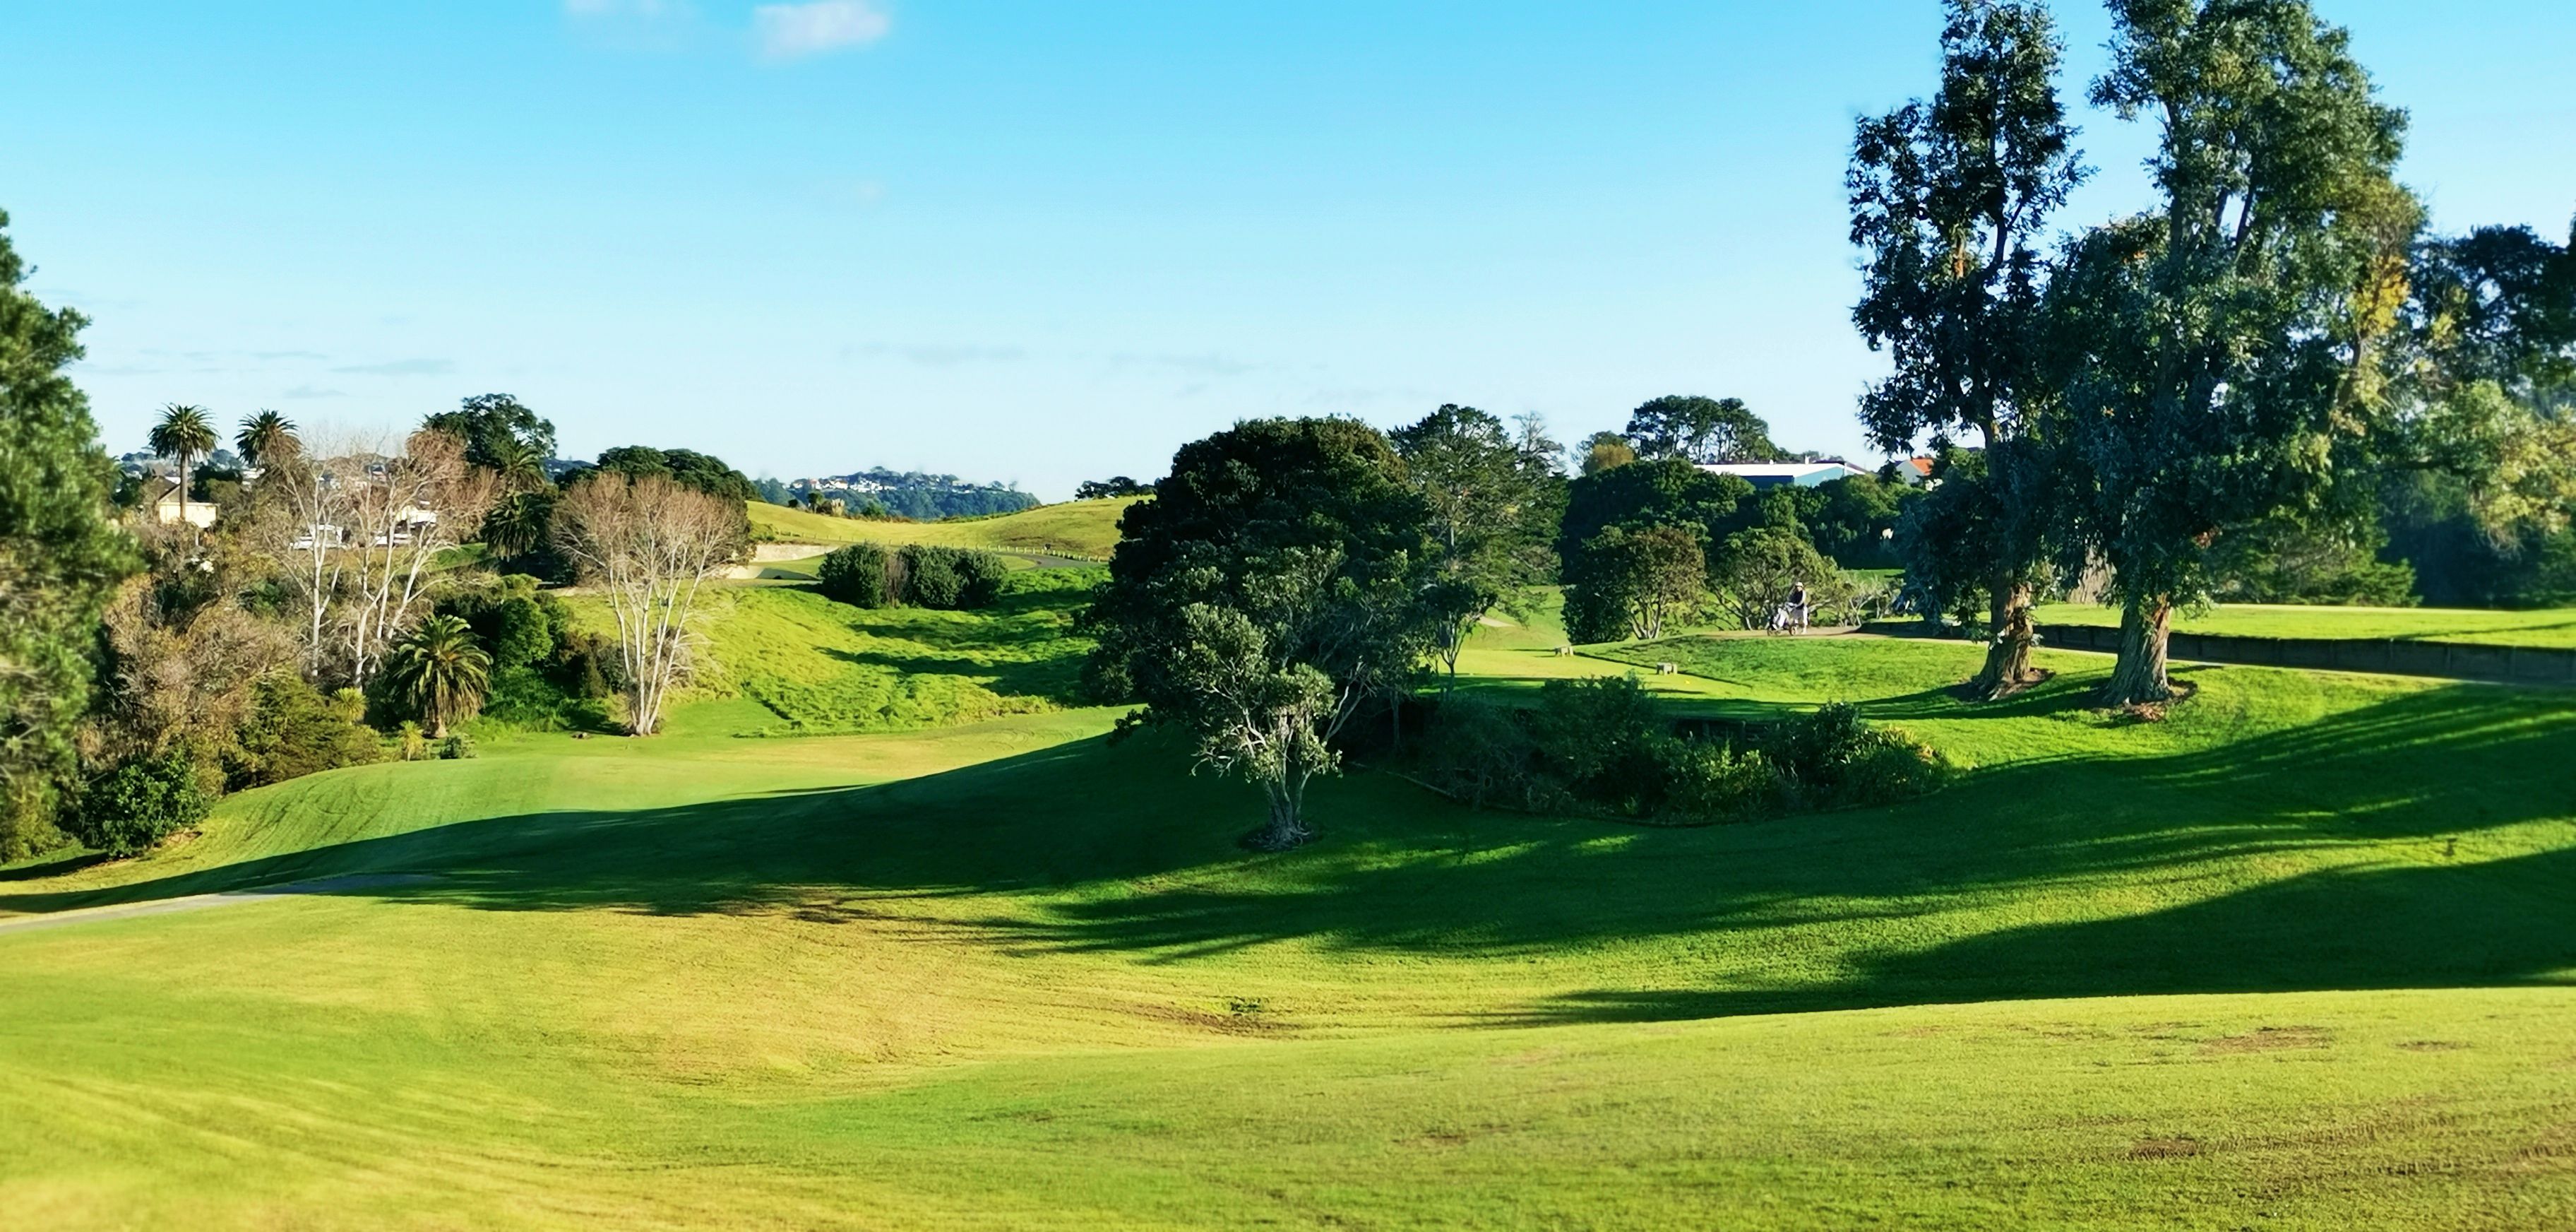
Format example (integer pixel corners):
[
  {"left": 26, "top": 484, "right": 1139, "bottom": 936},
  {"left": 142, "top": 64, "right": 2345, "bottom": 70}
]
[
  {"left": 147, "top": 478, "right": 218, "bottom": 528},
  {"left": 1893, "top": 456, "right": 1938, "bottom": 486},
  {"left": 1697, "top": 461, "right": 1873, "bottom": 490}
]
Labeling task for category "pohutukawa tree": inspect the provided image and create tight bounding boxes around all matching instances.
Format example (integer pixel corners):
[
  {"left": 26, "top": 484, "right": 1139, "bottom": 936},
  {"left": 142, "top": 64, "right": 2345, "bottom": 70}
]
[
  {"left": 2054, "top": 0, "right": 2412, "bottom": 706},
  {"left": 551, "top": 471, "right": 747, "bottom": 736},
  {"left": 148, "top": 403, "right": 217, "bottom": 526},
  {"left": 1083, "top": 417, "right": 1439, "bottom": 851},
  {"left": 1848, "top": 0, "right": 2085, "bottom": 699}
]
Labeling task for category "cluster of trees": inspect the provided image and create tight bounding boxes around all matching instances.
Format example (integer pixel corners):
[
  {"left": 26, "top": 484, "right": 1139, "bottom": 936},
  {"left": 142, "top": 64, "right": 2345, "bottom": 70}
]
[
  {"left": 1850, "top": 0, "right": 2576, "bottom": 706},
  {"left": 1074, "top": 476, "right": 1155, "bottom": 500},
  {"left": 768, "top": 468, "right": 1039, "bottom": 521},
  {"left": 0, "top": 209, "right": 753, "bottom": 860},
  {"left": 816, "top": 543, "right": 1011, "bottom": 610}
]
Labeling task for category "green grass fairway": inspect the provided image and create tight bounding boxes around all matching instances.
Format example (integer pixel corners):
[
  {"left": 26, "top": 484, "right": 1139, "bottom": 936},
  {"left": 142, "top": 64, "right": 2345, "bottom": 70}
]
[
  {"left": 2032, "top": 600, "right": 2576, "bottom": 648},
  {"left": 4, "top": 620, "right": 2574, "bottom": 1226},
  {"left": 749, "top": 497, "right": 1137, "bottom": 559}
]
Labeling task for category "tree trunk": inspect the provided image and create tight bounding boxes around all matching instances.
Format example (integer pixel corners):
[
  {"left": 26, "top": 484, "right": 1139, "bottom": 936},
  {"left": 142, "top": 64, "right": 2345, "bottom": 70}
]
[
  {"left": 1969, "top": 574, "right": 2038, "bottom": 700},
  {"left": 2101, "top": 593, "right": 2175, "bottom": 707},
  {"left": 1247, "top": 774, "right": 1314, "bottom": 851}
]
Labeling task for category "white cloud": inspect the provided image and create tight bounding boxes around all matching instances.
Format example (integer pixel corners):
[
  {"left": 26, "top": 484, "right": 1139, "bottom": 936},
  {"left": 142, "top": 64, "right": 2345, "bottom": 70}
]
[{"left": 753, "top": 1, "right": 890, "bottom": 59}]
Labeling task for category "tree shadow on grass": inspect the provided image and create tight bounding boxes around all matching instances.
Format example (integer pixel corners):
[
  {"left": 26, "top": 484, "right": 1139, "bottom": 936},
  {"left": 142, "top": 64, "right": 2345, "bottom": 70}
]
[{"left": 5, "top": 682, "right": 2572, "bottom": 1026}]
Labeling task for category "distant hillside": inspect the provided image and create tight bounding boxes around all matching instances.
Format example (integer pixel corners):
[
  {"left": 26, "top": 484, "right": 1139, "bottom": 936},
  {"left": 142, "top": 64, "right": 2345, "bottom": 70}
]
[{"left": 768, "top": 468, "right": 1037, "bottom": 521}]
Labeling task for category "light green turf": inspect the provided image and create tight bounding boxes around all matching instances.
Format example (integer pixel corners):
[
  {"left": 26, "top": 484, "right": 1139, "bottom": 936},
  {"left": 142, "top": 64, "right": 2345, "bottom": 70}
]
[
  {"left": 3, "top": 613, "right": 2575, "bottom": 1227},
  {"left": 749, "top": 497, "right": 1136, "bottom": 559},
  {"left": 2032, "top": 600, "right": 2576, "bottom": 648}
]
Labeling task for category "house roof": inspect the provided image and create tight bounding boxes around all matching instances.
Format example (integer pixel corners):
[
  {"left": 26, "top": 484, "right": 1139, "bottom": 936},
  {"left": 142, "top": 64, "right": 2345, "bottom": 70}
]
[{"left": 1697, "top": 462, "right": 1869, "bottom": 481}]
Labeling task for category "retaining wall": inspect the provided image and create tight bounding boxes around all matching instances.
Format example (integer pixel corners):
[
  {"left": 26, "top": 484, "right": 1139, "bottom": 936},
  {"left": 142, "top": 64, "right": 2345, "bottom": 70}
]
[{"left": 2034, "top": 623, "right": 2576, "bottom": 686}]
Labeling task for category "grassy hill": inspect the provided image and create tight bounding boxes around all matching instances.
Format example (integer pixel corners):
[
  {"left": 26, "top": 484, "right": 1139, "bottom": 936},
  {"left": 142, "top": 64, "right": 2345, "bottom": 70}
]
[
  {"left": 2030, "top": 600, "right": 2576, "bottom": 648},
  {"left": 3, "top": 619, "right": 2573, "bottom": 1226},
  {"left": 749, "top": 497, "right": 1138, "bottom": 560}
]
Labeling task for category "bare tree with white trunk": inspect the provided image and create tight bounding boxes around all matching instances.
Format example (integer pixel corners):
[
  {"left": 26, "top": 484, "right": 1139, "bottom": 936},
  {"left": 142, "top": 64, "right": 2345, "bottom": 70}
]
[
  {"left": 341, "top": 430, "right": 494, "bottom": 687},
  {"left": 263, "top": 427, "right": 495, "bottom": 685},
  {"left": 550, "top": 473, "right": 746, "bottom": 735}
]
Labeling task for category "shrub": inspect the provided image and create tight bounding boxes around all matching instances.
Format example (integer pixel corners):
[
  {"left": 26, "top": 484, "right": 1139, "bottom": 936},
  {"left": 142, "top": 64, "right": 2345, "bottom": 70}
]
[
  {"left": 1419, "top": 681, "right": 1943, "bottom": 825},
  {"left": 817, "top": 543, "right": 895, "bottom": 608},
  {"left": 74, "top": 754, "right": 211, "bottom": 857},
  {"left": 439, "top": 733, "right": 477, "bottom": 760},
  {"left": 898, "top": 545, "right": 1009, "bottom": 610},
  {"left": 229, "top": 672, "right": 384, "bottom": 788},
  {"left": 1759, "top": 703, "right": 1949, "bottom": 810},
  {"left": 398, "top": 721, "right": 430, "bottom": 761}
]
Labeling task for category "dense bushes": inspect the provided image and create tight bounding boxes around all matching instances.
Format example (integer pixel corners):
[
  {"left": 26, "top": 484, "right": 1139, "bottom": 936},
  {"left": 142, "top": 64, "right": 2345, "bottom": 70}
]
[
  {"left": 816, "top": 543, "right": 1009, "bottom": 610},
  {"left": 73, "top": 753, "right": 212, "bottom": 857},
  {"left": 429, "top": 579, "right": 613, "bottom": 730},
  {"left": 1417, "top": 676, "right": 1946, "bottom": 825},
  {"left": 229, "top": 673, "right": 383, "bottom": 789},
  {"left": 818, "top": 543, "right": 894, "bottom": 607}
]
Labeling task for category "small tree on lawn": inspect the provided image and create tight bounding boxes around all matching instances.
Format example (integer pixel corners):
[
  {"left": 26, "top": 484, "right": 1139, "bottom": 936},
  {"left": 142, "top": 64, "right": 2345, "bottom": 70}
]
[
  {"left": 388, "top": 614, "right": 491, "bottom": 738},
  {"left": 1083, "top": 417, "right": 1438, "bottom": 851},
  {"left": 1710, "top": 526, "right": 1854, "bottom": 630},
  {"left": 1570, "top": 523, "right": 1705, "bottom": 641}
]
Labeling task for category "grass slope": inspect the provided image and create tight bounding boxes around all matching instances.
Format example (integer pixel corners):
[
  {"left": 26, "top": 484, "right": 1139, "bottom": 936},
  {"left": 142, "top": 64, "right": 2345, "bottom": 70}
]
[
  {"left": 2032, "top": 600, "right": 2576, "bottom": 648},
  {"left": 749, "top": 497, "right": 1136, "bottom": 559},
  {"left": 4, "top": 621, "right": 2575, "bottom": 1226}
]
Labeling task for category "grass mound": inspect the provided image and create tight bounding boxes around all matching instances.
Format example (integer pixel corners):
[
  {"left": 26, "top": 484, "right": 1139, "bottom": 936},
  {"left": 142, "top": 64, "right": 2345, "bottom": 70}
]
[
  {"left": 696, "top": 568, "right": 1097, "bottom": 735},
  {"left": 749, "top": 497, "right": 1137, "bottom": 560}
]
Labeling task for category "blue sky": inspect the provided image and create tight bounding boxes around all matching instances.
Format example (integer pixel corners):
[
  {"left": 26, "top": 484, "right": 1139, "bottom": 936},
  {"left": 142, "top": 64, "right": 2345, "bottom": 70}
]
[{"left": 6, "top": 1, "right": 2572, "bottom": 498}]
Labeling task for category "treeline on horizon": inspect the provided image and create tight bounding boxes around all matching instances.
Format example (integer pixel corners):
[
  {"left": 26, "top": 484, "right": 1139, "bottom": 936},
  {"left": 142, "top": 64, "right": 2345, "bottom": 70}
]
[{"left": 753, "top": 468, "right": 1037, "bottom": 522}]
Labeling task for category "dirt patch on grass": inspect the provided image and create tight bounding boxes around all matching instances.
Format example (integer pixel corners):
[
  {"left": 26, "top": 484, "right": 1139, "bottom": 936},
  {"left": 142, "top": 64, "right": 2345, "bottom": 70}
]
[
  {"left": 1130, "top": 1000, "right": 1291, "bottom": 1037},
  {"left": 2200, "top": 1025, "right": 2332, "bottom": 1055},
  {"left": 2395, "top": 1039, "right": 2471, "bottom": 1053},
  {"left": 2130, "top": 1137, "right": 2203, "bottom": 1160}
]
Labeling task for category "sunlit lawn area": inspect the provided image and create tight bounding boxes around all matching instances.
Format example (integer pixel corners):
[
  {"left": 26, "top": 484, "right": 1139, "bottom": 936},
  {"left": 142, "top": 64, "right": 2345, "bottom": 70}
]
[{"left": 2031, "top": 600, "right": 2576, "bottom": 648}]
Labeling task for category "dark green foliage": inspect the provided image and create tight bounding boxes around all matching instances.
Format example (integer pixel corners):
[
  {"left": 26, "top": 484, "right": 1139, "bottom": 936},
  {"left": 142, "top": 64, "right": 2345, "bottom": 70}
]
[
  {"left": 387, "top": 615, "right": 492, "bottom": 738},
  {"left": 1563, "top": 523, "right": 1706, "bottom": 643},
  {"left": 898, "top": 545, "right": 1010, "bottom": 610},
  {"left": 424, "top": 393, "right": 556, "bottom": 473},
  {"left": 2207, "top": 515, "right": 2418, "bottom": 606},
  {"left": 2056, "top": 0, "right": 2412, "bottom": 704},
  {"left": 1801, "top": 475, "right": 1914, "bottom": 569},
  {"left": 1621, "top": 396, "right": 1784, "bottom": 463},
  {"left": 72, "top": 752, "right": 210, "bottom": 858},
  {"left": 1418, "top": 679, "right": 1945, "bottom": 826},
  {"left": 818, "top": 543, "right": 896, "bottom": 608},
  {"left": 1758, "top": 704, "right": 1951, "bottom": 812},
  {"left": 1558, "top": 458, "right": 1760, "bottom": 557},
  {"left": 1084, "top": 417, "right": 1439, "bottom": 848},
  {"left": 229, "top": 672, "right": 384, "bottom": 789},
  {"left": 805, "top": 469, "right": 1039, "bottom": 521},
  {"left": 593, "top": 446, "right": 758, "bottom": 503},
  {"left": 1075, "top": 477, "right": 1155, "bottom": 499},
  {"left": 1709, "top": 526, "right": 1856, "bottom": 629},
  {"left": 431, "top": 581, "right": 610, "bottom": 730},
  {"left": 0, "top": 208, "right": 141, "bottom": 858},
  {"left": 1390, "top": 404, "right": 1564, "bottom": 685},
  {"left": 1848, "top": 0, "right": 2082, "bottom": 698},
  {"left": 439, "top": 733, "right": 477, "bottom": 760}
]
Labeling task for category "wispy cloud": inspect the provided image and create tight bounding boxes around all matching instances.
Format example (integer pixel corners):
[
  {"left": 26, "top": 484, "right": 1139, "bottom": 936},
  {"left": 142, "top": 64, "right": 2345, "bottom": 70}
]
[
  {"left": 281, "top": 385, "right": 348, "bottom": 400},
  {"left": 845, "top": 342, "right": 1025, "bottom": 367},
  {"left": 330, "top": 357, "right": 455, "bottom": 377},
  {"left": 753, "top": 1, "right": 890, "bottom": 59}
]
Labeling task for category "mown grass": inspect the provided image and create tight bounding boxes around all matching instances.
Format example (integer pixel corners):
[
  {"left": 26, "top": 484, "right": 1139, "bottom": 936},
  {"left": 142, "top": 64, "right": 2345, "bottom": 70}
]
[
  {"left": 748, "top": 497, "right": 1136, "bottom": 559},
  {"left": 3, "top": 612, "right": 2574, "bottom": 1227},
  {"left": 2032, "top": 600, "right": 2576, "bottom": 648}
]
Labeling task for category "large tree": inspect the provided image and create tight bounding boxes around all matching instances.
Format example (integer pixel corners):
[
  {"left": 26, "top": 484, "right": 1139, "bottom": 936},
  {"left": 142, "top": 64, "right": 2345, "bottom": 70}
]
[
  {"left": 1388, "top": 404, "right": 1559, "bottom": 692},
  {"left": 1848, "top": 0, "right": 2085, "bottom": 698},
  {"left": 424, "top": 393, "right": 556, "bottom": 473},
  {"left": 1083, "top": 418, "right": 1438, "bottom": 850},
  {"left": 234, "top": 409, "right": 297, "bottom": 470},
  {"left": 1556, "top": 458, "right": 1758, "bottom": 642},
  {"left": 0, "top": 210, "right": 138, "bottom": 855},
  {"left": 1620, "top": 395, "right": 1784, "bottom": 463},
  {"left": 2056, "top": 0, "right": 2411, "bottom": 705}
]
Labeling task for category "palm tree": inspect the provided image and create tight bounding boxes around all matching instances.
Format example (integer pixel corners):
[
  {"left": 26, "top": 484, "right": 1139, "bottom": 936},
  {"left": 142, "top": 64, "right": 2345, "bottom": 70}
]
[
  {"left": 147, "top": 403, "right": 218, "bottom": 526},
  {"left": 387, "top": 615, "right": 491, "bottom": 738},
  {"left": 235, "top": 409, "right": 298, "bottom": 470}
]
